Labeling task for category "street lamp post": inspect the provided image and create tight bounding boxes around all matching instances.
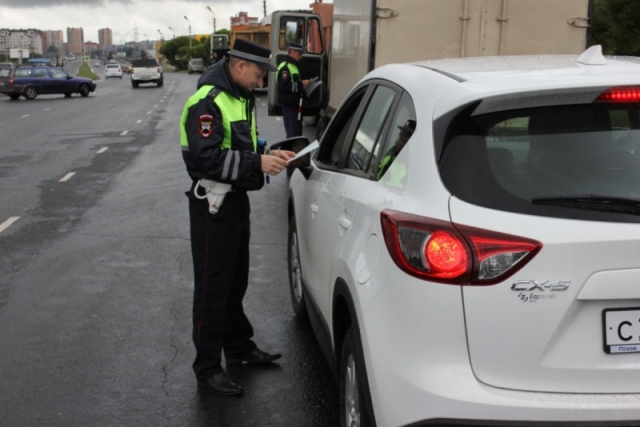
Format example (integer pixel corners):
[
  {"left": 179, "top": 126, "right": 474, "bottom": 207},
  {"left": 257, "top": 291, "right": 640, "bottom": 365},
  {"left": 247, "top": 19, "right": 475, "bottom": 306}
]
[
  {"left": 184, "top": 16, "right": 192, "bottom": 50},
  {"left": 206, "top": 6, "right": 217, "bottom": 56},
  {"left": 157, "top": 29, "right": 164, "bottom": 41},
  {"left": 168, "top": 26, "right": 175, "bottom": 39}
]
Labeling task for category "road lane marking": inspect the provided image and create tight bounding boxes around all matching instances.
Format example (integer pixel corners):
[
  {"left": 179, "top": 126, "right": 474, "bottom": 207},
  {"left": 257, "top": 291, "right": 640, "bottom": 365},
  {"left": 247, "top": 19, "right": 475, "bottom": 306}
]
[
  {"left": 120, "top": 130, "right": 128, "bottom": 136},
  {"left": 59, "top": 172, "right": 76, "bottom": 182},
  {"left": 44, "top": 108, "right": 51, "bottom": 111},
  {"left": 21, "top": 115, "right": 30, "bottom": 118},
  {"left": 97, "top": 147, "right": 108, "bottom": 154},
  {"left": 262, "top": 103, "right": 266, "bottom": 106},
  {"left": 0, "top": 217, "right": 20, "bottom": 234},
  {"left": 147, "top": 111, "right": 151, "bottom": 114},
  {"left": 160, "top": 100, "right": 163, "bottom": 103},
  {"left": 154, "top": 105, "right": 158, "bottom": 107},
  {"left": 136, "top": 119, "right": 142, "bottom": 123},
  {"left": 276, "top": 117, "right": 281, "bottom": 121}
]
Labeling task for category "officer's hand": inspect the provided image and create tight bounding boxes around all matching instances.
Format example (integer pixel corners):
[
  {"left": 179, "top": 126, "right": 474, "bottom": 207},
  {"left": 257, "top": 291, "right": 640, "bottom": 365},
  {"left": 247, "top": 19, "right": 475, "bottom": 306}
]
[
  {"left": 302, "top": 79, "right": 311, "bottom": 87},
  {"left": 270, "top": 150, "right": 296, "bottom": 161},
  {"left": 261, "top": 153, "right": 292, "bottom": 176}
]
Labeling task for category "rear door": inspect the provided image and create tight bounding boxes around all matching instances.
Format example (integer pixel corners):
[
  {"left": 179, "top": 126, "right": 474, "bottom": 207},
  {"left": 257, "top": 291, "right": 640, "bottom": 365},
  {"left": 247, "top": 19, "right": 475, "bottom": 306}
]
[
  {"left": 443, "top": 100, "right": 640, "bottom": 393},
  {"left": 268, "top": 11, "right": 326, "bottom": 116}
]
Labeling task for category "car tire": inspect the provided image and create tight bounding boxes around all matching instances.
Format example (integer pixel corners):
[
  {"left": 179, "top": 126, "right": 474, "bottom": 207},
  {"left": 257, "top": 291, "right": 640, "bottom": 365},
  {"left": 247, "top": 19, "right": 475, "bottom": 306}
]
[
  {"left": 340, "top": 327, "right": 374, "bottom": 427},
  {"left": 288, "top": 215, "right": 308, "bottom": 321},
  {"left": 119, "top": 76, "right": 122, "bottom": 80},
  {"left": 132, "top": 81, "right": 139, "bottom": 88},
  {"left": 23, "top": 85, "right": 37, "bottom": 100},
  {"left": 157, "top": 80, "right": 163, "bottom": 87},
  {"left": 64, "top": 93, "right": 72, "bottom": 98},
  {"left": 9, "top": 94, "right": 20, "bottom": 100},
  {"left": 188, "top": 70, "right": 192, "bottom": 75},
  {"left": 79, "top": 84, "right": 90, "bottom": 97}
]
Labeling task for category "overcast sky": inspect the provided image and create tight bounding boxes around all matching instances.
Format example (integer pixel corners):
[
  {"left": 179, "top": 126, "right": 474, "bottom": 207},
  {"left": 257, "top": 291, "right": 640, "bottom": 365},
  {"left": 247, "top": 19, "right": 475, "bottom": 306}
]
[{"left": 0, "top": 0, "right": 316, "bottom": 42}]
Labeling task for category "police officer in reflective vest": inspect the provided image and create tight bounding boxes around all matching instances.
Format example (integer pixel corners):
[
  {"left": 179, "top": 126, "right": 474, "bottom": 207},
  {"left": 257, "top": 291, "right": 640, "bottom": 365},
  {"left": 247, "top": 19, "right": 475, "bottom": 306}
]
[
  {"left": 377, "top": 120, "right": 416, "bottom": 181},
  {"left": 180, "top": 39, "right": 294, "bottom": 395},
  {"left": 277, "top": 42, "right": 310, "bottom": 139}
]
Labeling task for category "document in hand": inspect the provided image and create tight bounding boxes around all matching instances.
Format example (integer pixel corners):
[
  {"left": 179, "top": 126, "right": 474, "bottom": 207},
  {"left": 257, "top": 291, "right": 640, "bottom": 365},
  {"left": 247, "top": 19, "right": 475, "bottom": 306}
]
[{"left": 287, "top": 140, "right": 320, "bottom": 164}]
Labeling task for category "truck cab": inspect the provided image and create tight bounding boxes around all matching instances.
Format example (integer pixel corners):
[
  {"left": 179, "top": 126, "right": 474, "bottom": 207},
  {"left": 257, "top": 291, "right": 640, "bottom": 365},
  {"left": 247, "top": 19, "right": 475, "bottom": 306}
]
[{"left": 267, "top": 10, "right": 327, "bottom": 118}]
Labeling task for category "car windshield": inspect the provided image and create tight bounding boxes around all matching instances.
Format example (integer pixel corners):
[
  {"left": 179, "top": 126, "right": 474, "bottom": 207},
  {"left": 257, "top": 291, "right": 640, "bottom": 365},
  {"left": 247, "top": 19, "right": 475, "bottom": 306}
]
[{"left": 440, "top": 102, "right": 640, "bottom": 220}]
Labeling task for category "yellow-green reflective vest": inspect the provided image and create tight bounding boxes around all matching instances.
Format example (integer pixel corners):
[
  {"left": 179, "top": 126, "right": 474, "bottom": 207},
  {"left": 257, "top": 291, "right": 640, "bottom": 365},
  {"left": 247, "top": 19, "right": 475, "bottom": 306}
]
[
  {"left": 180, "top": 84, "right": 257, "bottom": 152},
  {"left": 277, "top": 61, "right": 300, "bottom": 80}
]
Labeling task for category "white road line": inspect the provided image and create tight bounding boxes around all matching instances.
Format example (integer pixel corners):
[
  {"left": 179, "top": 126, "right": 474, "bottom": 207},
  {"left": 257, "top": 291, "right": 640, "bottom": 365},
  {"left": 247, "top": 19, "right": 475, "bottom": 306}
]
[
  {"left": 136, "top": 119, "right": 142, "bottom": 123},
  {"left": 262, "top": 103, "right": 266, "bottom": 106},
  {"left": 59, "top": 172, "right": 76, "bottom": 182},
  {"left": 21, "top": 114, "right": 30, "bottom": 118},
  {"left": 276, "top": 117, "right": 282, "bottom": 121},
  {"left": 120, "top": 130, "right": 128, "bottom": 136},
  {"left": 160, "top": 100, "right": 164, "bottom": 103},
  {"left": 154, "top": 105, "right": 158, "bottom": 107},
  {"left": 44, "top": 108, "right": 51, "bottom": 111},
  {"left": 0, "top": 217, "right": 20, "bottom": 234},
  {"left": 97, "top": 147, "right": 108, "bottom": 154},
  {"left": 147, "top": 111, "right": 151, "bottom": 114}
]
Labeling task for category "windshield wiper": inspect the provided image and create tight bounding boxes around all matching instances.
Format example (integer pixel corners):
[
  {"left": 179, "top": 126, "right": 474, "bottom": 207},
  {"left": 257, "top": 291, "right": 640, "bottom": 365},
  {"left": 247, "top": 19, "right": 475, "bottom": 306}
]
[{"left": 532, "top": 194, "right": 640, "bottom": 214}]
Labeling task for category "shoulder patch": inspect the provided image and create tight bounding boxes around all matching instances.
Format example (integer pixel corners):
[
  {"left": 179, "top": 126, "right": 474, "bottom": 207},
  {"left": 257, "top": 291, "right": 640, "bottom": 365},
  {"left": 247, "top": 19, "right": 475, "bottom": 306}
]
[
  {"left": 281, "top": 70, "right": 289, "bottom": 80},
  {"left": 198, "top": 115, "right": 214, "bottom": 138}
]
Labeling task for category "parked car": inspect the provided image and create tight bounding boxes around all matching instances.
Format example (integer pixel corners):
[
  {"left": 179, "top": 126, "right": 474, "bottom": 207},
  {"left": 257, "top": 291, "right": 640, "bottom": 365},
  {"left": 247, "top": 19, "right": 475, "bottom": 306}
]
[
  {"left": 130, "top": 58, "right": 163, "bottom": 87},
  {"left": 282, "top": 45, "right": 640, "bottom": 427},
  {"left": 0, "top": 65, "right": 96, "bottom": 100},
  {"left": 104, "top": 63, "right": 123, "bottom": 79},
  {"left": 187, "top": 58, "right": 204, "bottom": 74},
  {"left": 0, "top": 62, "right": 15, "bottom": 69}
]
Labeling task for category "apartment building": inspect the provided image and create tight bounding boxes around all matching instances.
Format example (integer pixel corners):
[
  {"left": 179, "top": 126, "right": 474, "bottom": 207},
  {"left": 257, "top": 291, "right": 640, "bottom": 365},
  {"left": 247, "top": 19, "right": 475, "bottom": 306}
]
[
  {"left": 98, "top": 28, "right": 113, "bottom": 51},
  {"left": 67, "top": 27, "right": 84, "bottom": 56}
]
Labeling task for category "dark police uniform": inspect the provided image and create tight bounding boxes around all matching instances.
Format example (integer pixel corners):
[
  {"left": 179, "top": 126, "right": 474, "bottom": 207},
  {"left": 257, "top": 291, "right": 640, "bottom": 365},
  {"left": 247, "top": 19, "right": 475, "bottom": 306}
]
[
  {"left": 277, "top": 42, "right": 305, "bottom": 139},
  {"left": 180, "top": 39, "right": 279, "bottom": 392}
]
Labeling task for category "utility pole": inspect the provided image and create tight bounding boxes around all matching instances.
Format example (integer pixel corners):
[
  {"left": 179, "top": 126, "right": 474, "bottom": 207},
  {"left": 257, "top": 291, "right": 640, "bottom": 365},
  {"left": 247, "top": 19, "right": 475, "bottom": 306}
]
[
  {"left": 184, "top": 16, "right": 192, "bottom": 50},
  {"left": 263, "top": 0, "right": 267, "bottom": 18}
]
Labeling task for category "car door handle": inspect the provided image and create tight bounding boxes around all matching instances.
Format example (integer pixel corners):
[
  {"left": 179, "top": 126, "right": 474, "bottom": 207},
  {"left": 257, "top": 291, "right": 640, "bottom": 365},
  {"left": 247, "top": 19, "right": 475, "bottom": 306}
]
[
  {"left": 338, "top": 217, "right": 351, "bottom": 229},
  {"left": 310, "top": 203, "right": 318, "bottom": 213}
]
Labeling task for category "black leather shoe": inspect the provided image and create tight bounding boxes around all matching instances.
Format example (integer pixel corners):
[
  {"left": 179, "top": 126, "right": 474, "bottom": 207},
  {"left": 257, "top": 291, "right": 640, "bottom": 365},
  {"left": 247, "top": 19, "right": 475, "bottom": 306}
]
[
  {"left": 226, "top": 348, "right": 282, "bottom": 366},
  {"left": 198, "top": 372, "right": 243, "bottom": 395}
]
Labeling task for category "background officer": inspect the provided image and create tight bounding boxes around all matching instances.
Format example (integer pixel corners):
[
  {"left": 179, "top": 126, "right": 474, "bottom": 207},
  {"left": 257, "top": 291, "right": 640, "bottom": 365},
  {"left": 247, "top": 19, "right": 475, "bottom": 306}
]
[
  {"left": 277, "top": 42, "right": 310, "bottom": 139},
  {"left": 377, "top": 120, "right": 416, "bottom": 180},
  {"left": 180, "top": 39, "right": 294, "bottom": 396}
]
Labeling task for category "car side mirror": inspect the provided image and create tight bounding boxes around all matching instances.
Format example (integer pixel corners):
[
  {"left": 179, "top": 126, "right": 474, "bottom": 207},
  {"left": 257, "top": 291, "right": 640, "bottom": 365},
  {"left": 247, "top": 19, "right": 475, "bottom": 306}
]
[
  {"left": 269, "top": 136, "right": 313, "bottom": 168},
  {"left": 67, "top": 75, "right": 72, "bottom": 79}
]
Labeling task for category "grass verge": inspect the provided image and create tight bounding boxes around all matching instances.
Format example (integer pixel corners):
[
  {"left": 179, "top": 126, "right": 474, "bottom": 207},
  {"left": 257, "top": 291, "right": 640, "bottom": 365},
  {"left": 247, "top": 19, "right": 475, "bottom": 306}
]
[{"left": 77, "top": 63, "right": 100, "bottom": 80}]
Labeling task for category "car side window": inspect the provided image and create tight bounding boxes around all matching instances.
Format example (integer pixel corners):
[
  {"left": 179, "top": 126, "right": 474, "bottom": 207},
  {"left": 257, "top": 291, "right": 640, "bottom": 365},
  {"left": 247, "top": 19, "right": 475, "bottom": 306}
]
[
  {"left": 15, "top": 69, "right": 32, "bottom": 77},
  {"left": 50, "top": 68, "right": 67, "bottom": 78},
  {"left": 34, "top": 68, "right": 49, "bottom": 78},
  {"left": 345, "top": 85, "right": 397, "bottom": 174},
  {"left": 316, "top": 88, "right": 367, "bottom": 167},
  {"left": 373, "top": 92, "right": 417, "bottom": 180}
]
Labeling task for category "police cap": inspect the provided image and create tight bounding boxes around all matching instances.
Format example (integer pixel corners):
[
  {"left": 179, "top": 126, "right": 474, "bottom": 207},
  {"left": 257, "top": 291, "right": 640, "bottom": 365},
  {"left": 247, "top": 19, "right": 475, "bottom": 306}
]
[
  {"left": 397, "top": 120, "right": 416, "bottom": 136},
  {"left": 229, "top": 39, "right": 276, "bottom": 72},
  {"left": 288, "top": 42, "right": 304, "bottom": 53}
]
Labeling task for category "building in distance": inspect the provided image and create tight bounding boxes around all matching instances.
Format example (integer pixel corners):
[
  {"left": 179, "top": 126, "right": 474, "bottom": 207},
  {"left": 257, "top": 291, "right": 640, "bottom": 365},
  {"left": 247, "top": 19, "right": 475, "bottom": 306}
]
[{"left": 67, "top": 27, "right": 84, "bottom": 56}]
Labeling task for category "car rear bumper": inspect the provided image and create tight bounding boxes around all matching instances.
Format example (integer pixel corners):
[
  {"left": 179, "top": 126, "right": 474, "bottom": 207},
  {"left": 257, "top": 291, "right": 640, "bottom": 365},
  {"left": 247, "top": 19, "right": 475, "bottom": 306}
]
[
  {"left": 0, "top": 85, "right": 23, "bottom": 95},
  {"left": 362, "top": 271, "right": 640, "bottom": 426}
]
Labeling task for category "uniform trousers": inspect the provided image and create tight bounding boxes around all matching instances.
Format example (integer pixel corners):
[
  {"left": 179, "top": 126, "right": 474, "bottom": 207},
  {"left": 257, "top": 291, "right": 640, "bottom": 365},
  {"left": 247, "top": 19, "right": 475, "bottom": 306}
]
[
  {"left": 282, "top": 103, "right": 303, "bottom": 138},
  {"left": 187, "top": 186, "right": 257, "bottom": 380}
]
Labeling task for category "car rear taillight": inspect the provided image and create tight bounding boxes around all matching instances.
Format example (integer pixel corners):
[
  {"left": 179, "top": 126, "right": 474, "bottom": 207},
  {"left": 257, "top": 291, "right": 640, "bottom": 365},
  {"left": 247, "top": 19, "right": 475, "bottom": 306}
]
[
  {"left": 157, "top": 67, "right": 160, "bottom": 73},
  {"left": 381, "top": 210, "right": 542, "bottom": 285},
  {"left": 9, "top": 77, "right": 14, "bottom": 86},
  {"left": 595, "top": 86, "right": 640, "bottom": 103}
]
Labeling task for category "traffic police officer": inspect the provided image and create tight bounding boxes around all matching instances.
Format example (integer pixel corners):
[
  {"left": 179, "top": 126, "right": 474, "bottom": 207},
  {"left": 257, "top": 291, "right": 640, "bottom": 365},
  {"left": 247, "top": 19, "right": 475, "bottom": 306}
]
[
  {"left": 180, "top": 39, "right": 295, "bottom": 395},
  {"left": 377, "top": 120, "right": 416, "bottom": 181},
  {"left": 277, "top": 42, "right": 311, "bottom": 139}
]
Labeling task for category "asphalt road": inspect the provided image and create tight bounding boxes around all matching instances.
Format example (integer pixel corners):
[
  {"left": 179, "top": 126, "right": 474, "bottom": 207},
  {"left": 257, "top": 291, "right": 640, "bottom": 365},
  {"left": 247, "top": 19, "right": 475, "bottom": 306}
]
[{"left": 0, "top": 66, "right": 340, "bottom": 426}]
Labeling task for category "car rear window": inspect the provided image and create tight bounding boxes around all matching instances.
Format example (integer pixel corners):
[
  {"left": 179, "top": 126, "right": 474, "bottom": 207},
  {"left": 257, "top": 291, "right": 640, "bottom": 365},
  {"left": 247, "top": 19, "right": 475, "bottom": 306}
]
[
  {"left": 106, "top": 65, "right": 120, "bottom": 68},
  {"left": 439, "top": 102, "right": 640, "bottom": 223},
  {"left": 0, "top": 69, "right": 10, "bottom": 77},
  {"left": 131, "top": 59, "right": 158, "bottom": 67}
]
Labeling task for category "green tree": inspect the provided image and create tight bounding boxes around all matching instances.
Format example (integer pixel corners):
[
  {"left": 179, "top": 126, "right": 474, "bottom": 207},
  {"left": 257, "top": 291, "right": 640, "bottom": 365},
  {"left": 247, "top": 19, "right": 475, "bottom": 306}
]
[
  {"left": 47, "top": 45, "right": 59, "bottom": 53},
  {"left": 215, "top": 29, "right": 230, "bottom": 36},
  {"left": 159, "top": 35, "right": 210, "bottom": 69},
  {"left": 591, "top": 0, "right": 640, "bottom": 56}
]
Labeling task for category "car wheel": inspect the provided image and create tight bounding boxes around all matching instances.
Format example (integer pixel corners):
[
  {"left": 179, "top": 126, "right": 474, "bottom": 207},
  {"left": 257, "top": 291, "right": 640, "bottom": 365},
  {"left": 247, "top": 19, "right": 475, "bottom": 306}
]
[
  {"left": 64, "top": 93, "right": 72, "bottom": 98},
  {"left": 79, "top": 84, "right": 90, "bottom": 97},
  {"left": 119, "top": 76, "right": 122, "bottom": 80},
  {"left": 23, "top": 86, "right": 37, "bottom": 100},
  {"left": 157, "top": 80, "right": 163, "bottom": 87},
  {"left": 340, "top": 327, "right": 374, "bottom": 427},
  {"left": 288, "top": 215, "right": 308, "bottom": 320},
  {"left": 132, "top": 81, "right": 139, "bottom": 88},
  {"left": 9, "top": 94, "right": 20, "bottom": 100},
  {"left": 188, "top": 70, "right": 192, "bottom": 75}
]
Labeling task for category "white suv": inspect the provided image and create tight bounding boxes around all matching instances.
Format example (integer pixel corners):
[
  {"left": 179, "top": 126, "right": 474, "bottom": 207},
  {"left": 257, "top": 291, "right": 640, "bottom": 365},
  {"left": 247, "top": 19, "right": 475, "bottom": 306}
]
[{"left": 286, "top": 46, "right": 640, "bottom": 427}]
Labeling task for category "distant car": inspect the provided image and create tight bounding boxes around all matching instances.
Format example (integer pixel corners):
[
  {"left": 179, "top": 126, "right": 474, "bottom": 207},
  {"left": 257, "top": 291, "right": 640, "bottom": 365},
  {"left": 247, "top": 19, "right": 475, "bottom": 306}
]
[
  {"left": 130, "top": 58, "right": 163, "bottom": 88},
  {"left": 104, "top": 64, "right": 123, "bottom": 79},
  {"left": 0, "top": 62, "right": 14, "bottom": 69},
  {"left": 188, "top": 58, "right": 204, "bottom": 74},
  {"left": 283, "top": 46, "right": 640, "bottom": 426},
  {"left": 0, "top": 65, "right": 96, "bottom": 100}
]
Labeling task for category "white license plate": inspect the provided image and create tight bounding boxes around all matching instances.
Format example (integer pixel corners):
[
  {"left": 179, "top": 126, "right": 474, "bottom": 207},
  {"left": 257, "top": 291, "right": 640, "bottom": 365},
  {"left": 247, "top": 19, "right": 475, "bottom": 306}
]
[{"left": 603, "top": 308, "right": 640, "bottom": 354}]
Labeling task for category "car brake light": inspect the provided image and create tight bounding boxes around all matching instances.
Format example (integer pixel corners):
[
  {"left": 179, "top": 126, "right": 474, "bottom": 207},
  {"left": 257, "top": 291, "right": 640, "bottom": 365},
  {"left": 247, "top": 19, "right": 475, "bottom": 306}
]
[
  {"left": 595, "top": 86, "right": 640, "bottom": 102},
  {"left": 381, "top": 210, "right": 542, "bottom": 285},
  {"left": 9, "top": 77, "right": 14, "bottom": 86},
  {"left": 157, "top": 67, "right": 160, "bottom": 73}
]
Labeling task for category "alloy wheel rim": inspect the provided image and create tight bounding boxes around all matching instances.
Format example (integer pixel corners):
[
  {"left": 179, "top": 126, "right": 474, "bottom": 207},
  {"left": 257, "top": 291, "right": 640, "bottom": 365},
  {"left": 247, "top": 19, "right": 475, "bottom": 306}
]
[{"left": 345, "top": 354, "right": 360, "bottom": 427}]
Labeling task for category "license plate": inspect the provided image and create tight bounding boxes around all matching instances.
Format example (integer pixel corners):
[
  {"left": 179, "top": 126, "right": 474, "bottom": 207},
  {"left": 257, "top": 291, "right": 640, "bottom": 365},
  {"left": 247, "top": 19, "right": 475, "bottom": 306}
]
[
  {"left": 0, "top": 82, "right": 4, "bottom": 86},
  {"left": 603, "top": 307, "right": 640, "bottom": 354}
]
